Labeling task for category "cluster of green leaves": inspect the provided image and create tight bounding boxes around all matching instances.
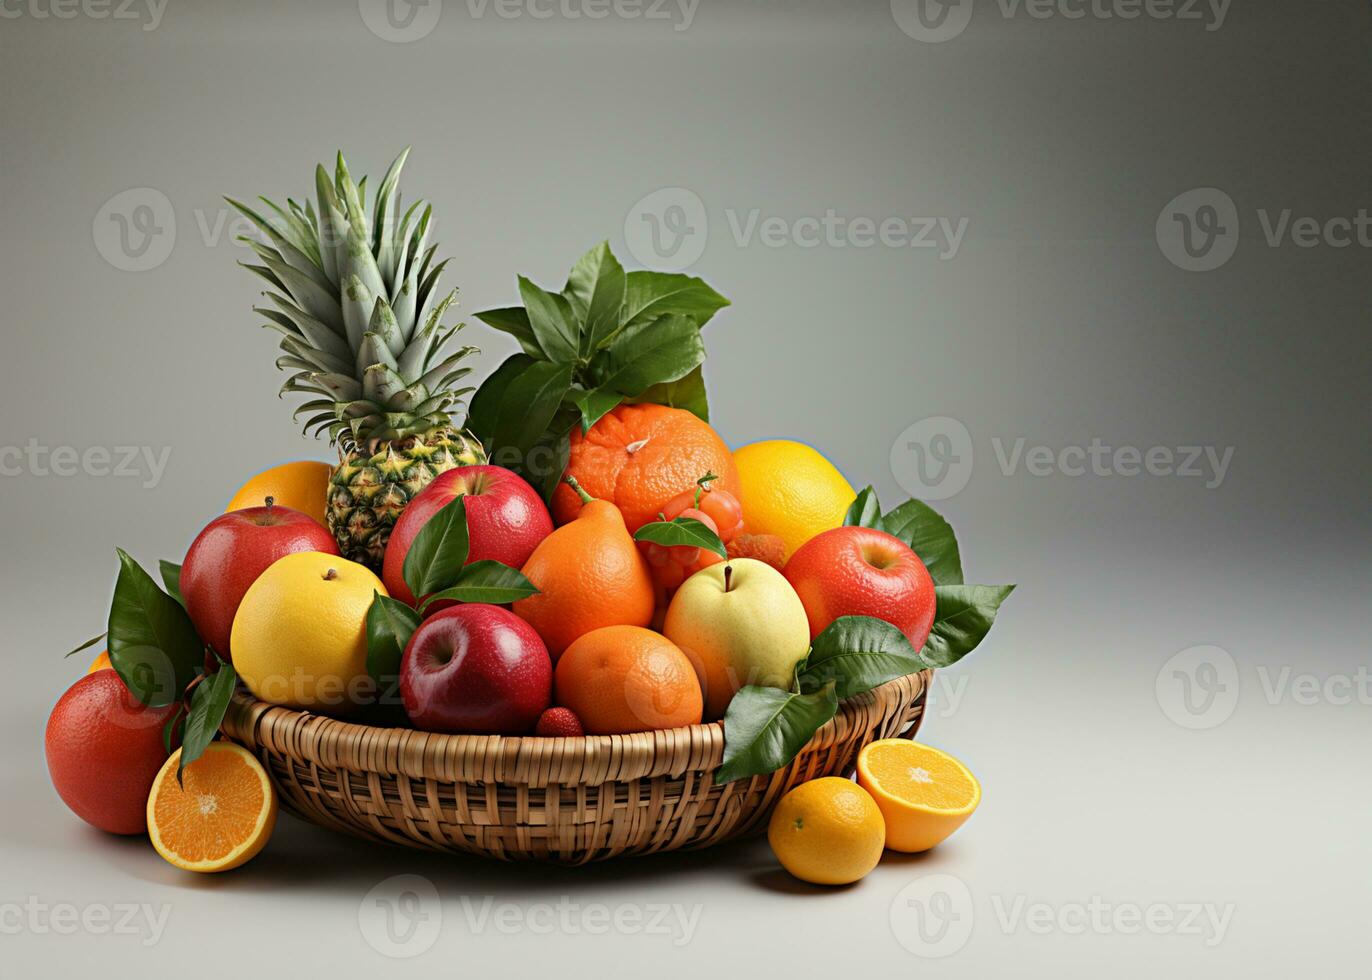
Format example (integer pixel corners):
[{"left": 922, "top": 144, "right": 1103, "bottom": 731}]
[
  {"left": 364, "top": 494, "right": 540, "bottom": 706},
  {"left": 716, "top": 490, "right": 1015, "bottom": 783},
  {"left": 465, "top": 242, "right": 729, "bottom": 499},
  {"left": 65, "top": 552, "right": 234, "bottom": 783}
]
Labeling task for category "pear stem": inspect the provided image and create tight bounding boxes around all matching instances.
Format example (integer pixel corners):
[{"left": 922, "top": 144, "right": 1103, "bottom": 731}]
[
  {"left": 723, "top": 563, "right": 734, "bottom": 594},
  {"left": 564, "top": 476, "right": 594, "bottom": 506}
]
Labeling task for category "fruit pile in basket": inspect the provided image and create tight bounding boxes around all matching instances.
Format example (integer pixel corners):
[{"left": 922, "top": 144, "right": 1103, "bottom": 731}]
[{"left": 48, "top": 150, "right": 1013, "bottom": 881}]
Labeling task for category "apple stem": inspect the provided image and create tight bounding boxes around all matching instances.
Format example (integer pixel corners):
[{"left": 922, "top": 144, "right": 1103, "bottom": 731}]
[
  {"left": 323, "top": 568, "right": 338, "bottom": 581},
  {"left": 723, "top": 563, "right": 733, "bottom": 594},
  {"left": 264, "top": 495, "right": 275, "bottom": 512},
  {"left": 564, "top": 476, "right": 594, "bottom": 506}
]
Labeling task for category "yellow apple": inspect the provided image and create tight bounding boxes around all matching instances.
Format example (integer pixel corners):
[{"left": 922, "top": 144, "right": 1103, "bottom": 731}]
[{"left": 663, "top": 558, "right": 812, "bottom": 720}]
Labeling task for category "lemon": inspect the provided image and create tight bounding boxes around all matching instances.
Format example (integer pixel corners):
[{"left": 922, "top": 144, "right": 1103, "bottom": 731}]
[
  {"left": 767, "top": 777, "right": 886, "bottom": 885},
  {"left": 733, "top": 440, "right": 856, "bottom": 559},
  {"left": 856, "top": 739, "right": 981, "bottom": 852},
  {"left": 230, "top": 551, "right": 384, "bottom": 713}
]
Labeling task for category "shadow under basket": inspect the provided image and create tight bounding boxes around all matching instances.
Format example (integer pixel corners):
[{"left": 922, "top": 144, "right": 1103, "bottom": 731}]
[{"left": 220, "top": 669, "right": 932, "bottom": 864}]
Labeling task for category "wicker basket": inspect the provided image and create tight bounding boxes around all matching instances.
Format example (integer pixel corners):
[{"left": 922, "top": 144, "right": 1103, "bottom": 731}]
[{"left": 219, "top": 668, "right": 931, "bottom": 864}]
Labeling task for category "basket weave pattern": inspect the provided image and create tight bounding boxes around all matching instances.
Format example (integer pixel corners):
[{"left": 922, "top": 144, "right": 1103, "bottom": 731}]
[{"left": 220, "top": 669, "right": 931, "bottom": 863}]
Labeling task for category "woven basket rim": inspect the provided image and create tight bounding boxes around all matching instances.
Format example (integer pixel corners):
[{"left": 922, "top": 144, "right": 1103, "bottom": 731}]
[{"left": 222, "top": 670, "right": 929, "bottom": 787}]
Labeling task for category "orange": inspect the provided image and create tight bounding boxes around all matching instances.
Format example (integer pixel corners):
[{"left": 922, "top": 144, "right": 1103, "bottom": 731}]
[
  {"left": 767, "top": 777, "right": 886, "bottom": 885},
  {"left": 551, "top": 404, "right": 741, "bottom": 533},
  {"left": 513, "top": 482, "right": 654, "bottom": 658},
  {"left": 226, "top": 460, "right": 332, "bottom": 527},
  {"left": 554, "top": 625, "right": 703, "bottom": 734},
  {"left": 856, "top": 739, "right": 980, "bottom": 852},
  {"left": 147, "top": 742, "right": 277, "bottom": 872},
  {"left": 87, "top": 650, "right": 112, "bottom": 673}
]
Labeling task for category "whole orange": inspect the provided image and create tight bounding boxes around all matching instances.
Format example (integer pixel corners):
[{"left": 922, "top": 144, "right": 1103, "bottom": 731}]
[
  {"left": 554, "top": 625, "right": 703, "bottom": 734},
  {"left": 45, "top": 671, "right": 178, "bottom": 835},
  {"left": 225, "top": 460, "right": 332, "bottom": 527},
  {"left": 551, "top": 405, "right": 741, "bottom": 533}
]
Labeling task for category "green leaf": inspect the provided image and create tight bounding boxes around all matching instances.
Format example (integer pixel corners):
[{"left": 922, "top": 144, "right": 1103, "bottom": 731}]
[
  {"left": 161, "top": 705, "right": 184, "bottom": 756},
  {"left": 882, "top": 498, "right": 963, "bottom": 587},
  {"left": 633, "top": 516, "right": 727, "bottom": 558},
  {"left": 158, "top": 560, "right": 185, "bottom": 607},
  {"left": 418, "top": 560, "right": 540, "bottom": 609},
  {"left": 564, "top": 242, "right": 626, "bottom": 355},
  {"left": 401, "top": 495, "right": 470, "bottom": 598},
  {"left": 629, "top": 365, "right": 710, "bottom": 422},
  {"left": 715, "top": 683, "right": 839, "bottom": 784},
  {"left": 64, "top": 633, "right": 106, "bottom": 659},
  {"left": 798, "top": 615, "right": 924, "bottom": 700},
  {"left": 921, "top": 584, "right": 1015, "bottom": 667},
  {"left": 366, "top": 592, "right": 420, "bottom": 688},
  {"left": 568, "top": 387, "right": 624, "bottom": 433},
  {"left": 621, "top": 271, "right": 730, "bottom": 333},
  {"left": 518, "top": 276, "right": 579, "bottom": 363},
  {"left": 177, "top": 662, "right": 237, "bottom": 785},
  {"left": 474, "top": 307, "right": 544, "bottom": 359},
  {"left": 466, "top": 353, "right": 534, "bottom": 443},
  {"left": 492, "top": 360, "right": 575, "bottom": 456},
  {"left": 107, "top": 549, "right": 203, "bottom": 708},
  {"left": 596, "top": 314, "right": 704, "bottom": 398},
  {"left": 843, "top": 485, "right": 884, "bottom": 529},
  {"left": 529, "top": 425, "right": 573, "bottom": 503}
]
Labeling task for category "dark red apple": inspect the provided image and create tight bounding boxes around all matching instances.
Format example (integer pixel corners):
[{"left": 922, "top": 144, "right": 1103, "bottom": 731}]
[
  {"left": 783, "top": 526, "right": 937, "bottom": 650},
  {"left": 181, "top": 500, "right": 338, "bottom": 660},
  {"left": 400, "top": 604, "right": 552, "bottom": 734},
  {"left": 382, "top": 465, "right": 553, "bottom": 608}
]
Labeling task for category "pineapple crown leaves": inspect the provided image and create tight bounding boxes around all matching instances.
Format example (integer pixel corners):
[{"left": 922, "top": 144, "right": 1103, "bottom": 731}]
[
  {"left": 465, "top": 241, "right": 730, "bottom": 499},
  {"left": 230, "top": 147, "right": 475, "bottom": 449}
]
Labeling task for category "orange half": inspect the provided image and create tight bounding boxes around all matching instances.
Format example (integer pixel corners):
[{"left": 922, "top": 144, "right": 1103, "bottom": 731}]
[
  {"left": 147, "top": 743, "right": 278, "bottom": 872},
  {"left": 856, "top": 739, "right": 980, "bottom": 853}
]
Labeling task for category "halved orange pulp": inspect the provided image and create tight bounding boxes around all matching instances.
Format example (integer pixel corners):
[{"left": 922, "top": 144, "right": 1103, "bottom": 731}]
[
  {"left": 147, "top": 742, "right": 277, "bottom": 872},
  {"left": 856, "top": 739, "right": 981, "bottom": 853}
]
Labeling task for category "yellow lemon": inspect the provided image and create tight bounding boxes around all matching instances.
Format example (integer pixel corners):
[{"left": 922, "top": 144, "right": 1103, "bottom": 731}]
[
  {"left": 733, "top": 440, "right": 855, "bottom": 560},
  {"left": 147, "top": 743, "right": 277, "bottom": 873},
  {"left": 226, "top": 460, "right": 333, "bottom": 528},
  {"left": 767, "top": 777, "right": 886, "bottom": 885},
  {"left": 230, "top": 551, "right": 384, "bottom": 713},
  {"left": 856, "top": 739, "right": 980, "bottom": 852}
]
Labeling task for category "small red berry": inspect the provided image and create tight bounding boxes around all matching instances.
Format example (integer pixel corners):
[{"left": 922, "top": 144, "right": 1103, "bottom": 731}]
[{"left": 535, "top": 707, "right": 585, "bottom": 738}]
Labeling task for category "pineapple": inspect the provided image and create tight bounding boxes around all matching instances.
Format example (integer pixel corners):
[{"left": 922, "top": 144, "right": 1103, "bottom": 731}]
[{"left": 231, "top": 148, "right": 485, "bottom": 569}]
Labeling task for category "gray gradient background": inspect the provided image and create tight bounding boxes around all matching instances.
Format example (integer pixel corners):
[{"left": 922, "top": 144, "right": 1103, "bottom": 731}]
[{"left": 2, "top": 1, "right": 1368, "bottom": 977}]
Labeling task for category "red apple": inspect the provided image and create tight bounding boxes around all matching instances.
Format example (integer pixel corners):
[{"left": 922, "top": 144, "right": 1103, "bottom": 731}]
[
  {"left": 181, "top": 500, "right": 338, "bottom": 660},
  {"left": 382, "top": 465, "right": 553, "bottom": 608},
  {"left": 400, "top": 604, "right": 552, "bottom": 734},
  {"left": 783, "top": 526, "right": 937, "bottom": 650}
]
